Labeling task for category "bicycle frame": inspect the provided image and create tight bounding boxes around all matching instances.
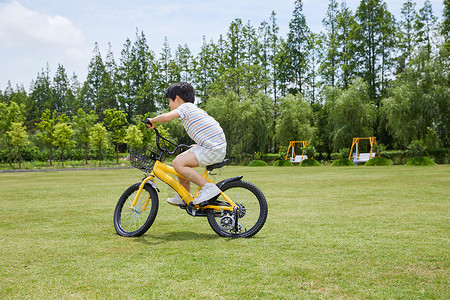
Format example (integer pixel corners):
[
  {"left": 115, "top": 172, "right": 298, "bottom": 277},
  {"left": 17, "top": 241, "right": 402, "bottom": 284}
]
[{"left": 130, "top": 160, "right": 236, "bottom": 213}]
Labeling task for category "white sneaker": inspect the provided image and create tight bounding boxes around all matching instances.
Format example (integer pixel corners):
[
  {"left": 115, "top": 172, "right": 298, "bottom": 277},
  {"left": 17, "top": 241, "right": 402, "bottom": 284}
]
[
  {"left": 192, "top": 183, "right": 221, "bottom": 205},
  {"left": 166, "top": 194, "right": 185, "bottom": 206}
]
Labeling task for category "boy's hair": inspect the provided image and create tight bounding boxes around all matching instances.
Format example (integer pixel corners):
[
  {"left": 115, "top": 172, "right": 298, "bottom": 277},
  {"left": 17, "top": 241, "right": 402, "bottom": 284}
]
[{"left": 165, "top": 82, "right": 195, "bottom": 103}]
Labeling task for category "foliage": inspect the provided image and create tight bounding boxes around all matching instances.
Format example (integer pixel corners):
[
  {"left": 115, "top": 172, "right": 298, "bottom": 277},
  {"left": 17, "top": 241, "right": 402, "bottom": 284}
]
[
  {"left": 103, "top": 108, "right": 128, "bottom": 163},
  {"left": 72, "top": 108, "right": 98, "bottom": 164},
  {"left": 53, "top": 122, "right": 74, "bottom": 166},
  {"left": 405, "top": 156, "right": 436, "bottom": 166},
  {"left": 0, "top": 1, "right": 448, "bottom": 167},
  {"left": 302, "top": 145, "right": 318, "bottom": 158},
  {"left": 300, "top": 158, "right": 321, "bottom": 166},
  {"left": 408, "top": 139, "right": 427, "bottom": 157},
  {"left": 328, "top": 78, "right": 377, "bottom": 151},
  {"left": 89, "top": 123, "right": 109, "bottom": 164},
  {"left": 248, "top": 160, "right": 267, "bottom": 166},
  {"left": 6, "top": 122, "right": 29, "bottom": 167},
  {"left": 331, "top": 158, "right": 354, "bottom": 166},
  {"left": 365, "top": 157, "right": 392, "bottom": 166},
  {"left": 125, "top": 125, "right": 143, "bottom": 149},
  {"left": 35, "top": 109, "right": 68, "bottom": 165},
  {"left": 273, "top": 159, "right": 293, "bottom": 166},
  {"left": 275, "top": 93, "right": 314, "bottom": 146}
]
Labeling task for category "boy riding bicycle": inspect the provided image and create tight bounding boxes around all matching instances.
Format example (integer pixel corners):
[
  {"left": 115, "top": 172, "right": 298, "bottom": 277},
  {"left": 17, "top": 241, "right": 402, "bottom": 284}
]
[{"left": 146, "top": 82, "right": 227, "bottom": 206}]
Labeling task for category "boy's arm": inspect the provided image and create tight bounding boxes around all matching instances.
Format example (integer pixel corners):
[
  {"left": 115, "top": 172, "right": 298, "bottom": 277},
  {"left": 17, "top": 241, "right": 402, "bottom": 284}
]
[{"left": 146, "top": 110, "right": 180, "bottom": 129}]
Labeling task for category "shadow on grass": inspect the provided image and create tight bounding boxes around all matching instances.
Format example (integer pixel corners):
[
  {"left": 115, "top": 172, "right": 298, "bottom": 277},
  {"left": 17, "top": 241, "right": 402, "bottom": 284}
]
[{"left": 135, "top": 231, "right": 220, "bottom": 244}]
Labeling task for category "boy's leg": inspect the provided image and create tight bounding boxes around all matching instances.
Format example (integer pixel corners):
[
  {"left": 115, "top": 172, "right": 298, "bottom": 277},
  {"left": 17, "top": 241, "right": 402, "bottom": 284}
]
[{"left": 172, "top": 150, "right": 207, "bottom": 193}]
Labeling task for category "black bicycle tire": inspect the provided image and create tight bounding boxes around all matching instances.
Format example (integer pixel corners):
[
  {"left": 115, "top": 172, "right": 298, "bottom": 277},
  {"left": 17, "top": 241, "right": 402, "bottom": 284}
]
[
  {"left": 206, "top": 180, "right": 268, "bottom": 238},
  {"left": 114, "top": 183, "right": 159, "bottom": 237}
]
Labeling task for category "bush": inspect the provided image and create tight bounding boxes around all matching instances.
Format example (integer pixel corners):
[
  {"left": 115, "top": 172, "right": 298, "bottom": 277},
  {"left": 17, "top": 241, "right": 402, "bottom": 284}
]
[
  {"left": 302, "top": 146, "right": 318, "bottom": 159},
  {"left": 331, "top": 158, "right": 354, "bottom": 166},
  {"left": 382, "top": 150, "right": 409, "bottom": 165},
  {"left": 365, "top": 157, "right": 392, "bottom": 166},
  {"left": 408, "top": 140, "right": 427, "bottom": 156},
  {"left": 300, "top": 158, "right": 321, "bottom": 166},
  {"left": 405, "top": 156, "right": 436, "bottom": 166},
  {"left": 273, "top": 160, "right": 293, "bottom": 166},
  {"left": 248, "top": 160, "right": 267, "bottom": 166}
]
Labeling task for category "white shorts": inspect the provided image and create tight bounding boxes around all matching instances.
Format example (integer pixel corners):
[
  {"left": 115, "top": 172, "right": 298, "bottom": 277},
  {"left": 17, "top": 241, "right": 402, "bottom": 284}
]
[{"left": 189, "top": 145, "right": 226, "bottom": 167}]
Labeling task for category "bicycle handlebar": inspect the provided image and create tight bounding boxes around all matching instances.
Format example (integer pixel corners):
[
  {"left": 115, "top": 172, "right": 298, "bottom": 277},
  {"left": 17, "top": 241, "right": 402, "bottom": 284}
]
[{"left": 142, "top": 119, "right": 190, "bottom": 155}]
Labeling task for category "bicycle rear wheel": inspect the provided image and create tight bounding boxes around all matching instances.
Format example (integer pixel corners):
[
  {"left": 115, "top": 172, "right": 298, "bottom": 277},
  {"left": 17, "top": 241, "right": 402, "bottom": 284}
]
[
  {"left": 114, "top": 183, "right": 159, "bottom": 237},
  {"left": 207, "top": 180, "right": 268, "bottom": 238}
]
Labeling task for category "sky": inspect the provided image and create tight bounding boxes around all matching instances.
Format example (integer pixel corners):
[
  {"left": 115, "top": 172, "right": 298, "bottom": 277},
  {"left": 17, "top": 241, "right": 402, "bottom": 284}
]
[{"left": 0, "top": 0, "right": 445, "bottom": 91}]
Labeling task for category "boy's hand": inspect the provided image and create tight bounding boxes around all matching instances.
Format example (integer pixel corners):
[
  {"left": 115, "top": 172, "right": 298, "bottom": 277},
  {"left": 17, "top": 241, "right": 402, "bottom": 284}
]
[{"left": 144, "top": 118, "right": 155, "bottom": 129}]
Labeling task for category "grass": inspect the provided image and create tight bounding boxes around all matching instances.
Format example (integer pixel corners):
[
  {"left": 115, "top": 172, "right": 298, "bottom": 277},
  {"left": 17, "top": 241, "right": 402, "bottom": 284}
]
[{"left": 1, "top": 165, "right": 449, "bottom": 299}]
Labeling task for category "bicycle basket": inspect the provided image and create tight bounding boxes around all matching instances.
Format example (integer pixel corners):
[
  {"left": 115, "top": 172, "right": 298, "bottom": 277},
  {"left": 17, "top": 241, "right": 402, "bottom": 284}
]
[{"left": 130, "top": 145, "right": 160, "bottom": 173}]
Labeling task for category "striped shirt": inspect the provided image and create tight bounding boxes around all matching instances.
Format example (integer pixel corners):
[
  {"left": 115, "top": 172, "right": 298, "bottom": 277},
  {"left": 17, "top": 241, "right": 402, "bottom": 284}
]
[{"left": 175, "top": 103, "right": 226, "bottom": 150}]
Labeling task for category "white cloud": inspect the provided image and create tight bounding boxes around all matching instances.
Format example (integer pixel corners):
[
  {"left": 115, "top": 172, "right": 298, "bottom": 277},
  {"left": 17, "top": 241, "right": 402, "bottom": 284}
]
[
  {"left": 0, "top": 0, "right": 91, "bottom": 88},
  {"left": 0, "top": 0, "right": 85, "bottom": 49}
]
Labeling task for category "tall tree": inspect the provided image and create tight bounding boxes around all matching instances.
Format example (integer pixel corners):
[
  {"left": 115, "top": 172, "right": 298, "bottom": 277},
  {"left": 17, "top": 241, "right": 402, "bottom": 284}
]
[
  {"left": 81, "top": 43, "right": 109, "bottom": 113},
  {"left": 286, "top": 0, "right": 311, "bottom": 95},
  {"left": 397, "top": 0, "right": 418, "bottom": 72},
  {"left": 29, "top": 64, "right": 52, "bottom": 119},
  {"left": 0, "top": 101, "right": 25, "bottom": 166},
  {"left": 72, "top": 108, "right": 97, "bottom": 164},
  {"left": 442, "top": 0, "right": 450, "bottom": 51},
  {"left": 103, "top": 108, "right": 128, "bottom": 163},
  {"left": 52, "top": 64, "right": 69, "bottom": 115},
  {"left": 352, "top": 0, "right": 396, "bottom": 102},
  {"left": 336, "top": 1, "right": 356, "bottom": 88},
  {"left": 328, "top": 78, "right": 377, "bottom": 151},
  {"left": 6, "top": 122, "right": 29, "bottom": 168},
  {"left": 415, "top": 0, "right": 438, "bottom": 58},
  {"left": 36, "top": 109, "right": 68, "bottom": 165},
  {"left": 320, "top": 0, "right": 340, "bottom": 87},
  {"left": 53, "top": 122, "right": 74, "bottom": 166}
]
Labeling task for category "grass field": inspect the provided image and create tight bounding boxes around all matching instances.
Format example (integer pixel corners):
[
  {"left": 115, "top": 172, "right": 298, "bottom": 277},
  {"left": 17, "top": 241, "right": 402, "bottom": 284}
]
[{"left": 1, "top": 165, "right": 449, "bottom": 299}]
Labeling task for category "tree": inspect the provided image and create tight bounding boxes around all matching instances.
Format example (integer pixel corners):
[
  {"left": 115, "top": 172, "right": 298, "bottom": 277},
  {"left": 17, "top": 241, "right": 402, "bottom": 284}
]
[
  {"left": 397, "top": 0, "right": 418, "bottom": 72},
  {"left": 29, "top": 64, "right": 52, "bottom": 120},
  {"left": 116, "top": 30, "right": 157, "bottom": 120},
  {"left": 320, "top": 0, "right": 340, "bottom": 87},
  {"left": 72, "top": 108, "right": 98, "bottom": 164},
  {"left": 275, "top": 93, "right": 315, "bottom": 147},
  {"left": 53, "top": 122, "right": 74, "bottom": 166},
  {"left": 328, "top": 78, "right": 377, "bottom": 151},
  {"left": 6, "top": 122, "right": 29, "bottom": 168},
  {"left": 383, "top": 49, "right": 449, "bottom": 148},
  {"left": 89, "top": 123, "right": 109, "bottom": 165},
  {"left": 80, "top": 43, "right": 115, "bottom": 113},
  {"left": 36, "top": 109, "right": 68, "bottom": 165},
  {"left": 352, "top": 0, "right": 396, "bottom": 102},
  {"left": 0, "top": 101, "right": 25, "bottom": 166},
  {"left": 125, "top": 124, "right": 143, "bottom": 149},
  {"left": 442, "top": 0, "right": 450, "bottom": 51},
  {"left": 336, "top": 1, "right": 356, "bottom": 88},
  {"left": 415, "top": 0, "right": 438, "bottom": 58},
  {"left": 52, "top": 64, "right": 70, "bottom": 115},
  {"left": 103, "top": 108, "right": 128, "bottom": 163},
  {"left": 286, "top": 0, "right": 311, "bottom": 95}
]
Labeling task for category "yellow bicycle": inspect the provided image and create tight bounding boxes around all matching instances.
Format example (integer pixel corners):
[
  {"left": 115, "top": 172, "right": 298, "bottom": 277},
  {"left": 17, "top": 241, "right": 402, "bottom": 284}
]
[{"left": 113, "top": 124, "right": 268, "bottom": 238}]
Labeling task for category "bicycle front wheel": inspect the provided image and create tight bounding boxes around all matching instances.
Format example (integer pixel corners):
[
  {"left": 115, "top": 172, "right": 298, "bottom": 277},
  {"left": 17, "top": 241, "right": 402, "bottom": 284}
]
[
  {"left": 207, "top": 180, "right": 268, "bottom": 238},
  {"left": 114, "top": 183, "right": 159, "bottom": 237}
]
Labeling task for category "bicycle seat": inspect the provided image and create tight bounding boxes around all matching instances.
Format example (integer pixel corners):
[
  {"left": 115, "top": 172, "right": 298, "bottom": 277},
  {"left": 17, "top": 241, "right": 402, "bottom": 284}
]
[{"left": 206, "top": 159, "right": 229, "bottom": 171}]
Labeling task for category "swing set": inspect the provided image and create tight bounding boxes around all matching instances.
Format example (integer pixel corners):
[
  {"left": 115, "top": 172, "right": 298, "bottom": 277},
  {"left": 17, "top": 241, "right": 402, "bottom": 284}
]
[
  {"left": 285, "top": 141, "right": 309, "bottom": 164},
  {"left": 348, "top": 137, "right": 379, "bottom": 164}
]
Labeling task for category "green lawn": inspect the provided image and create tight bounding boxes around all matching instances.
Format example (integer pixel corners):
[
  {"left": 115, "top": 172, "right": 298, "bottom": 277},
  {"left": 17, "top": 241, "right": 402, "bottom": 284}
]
[{"left": 1, "top": 165, "right": 449, "bottom": 299}]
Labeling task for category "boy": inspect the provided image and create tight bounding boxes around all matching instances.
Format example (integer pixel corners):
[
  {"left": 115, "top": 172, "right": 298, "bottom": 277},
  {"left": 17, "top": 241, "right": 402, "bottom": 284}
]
[{"left": 146, "top": 82, "right": 226, "bottom": 206}]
